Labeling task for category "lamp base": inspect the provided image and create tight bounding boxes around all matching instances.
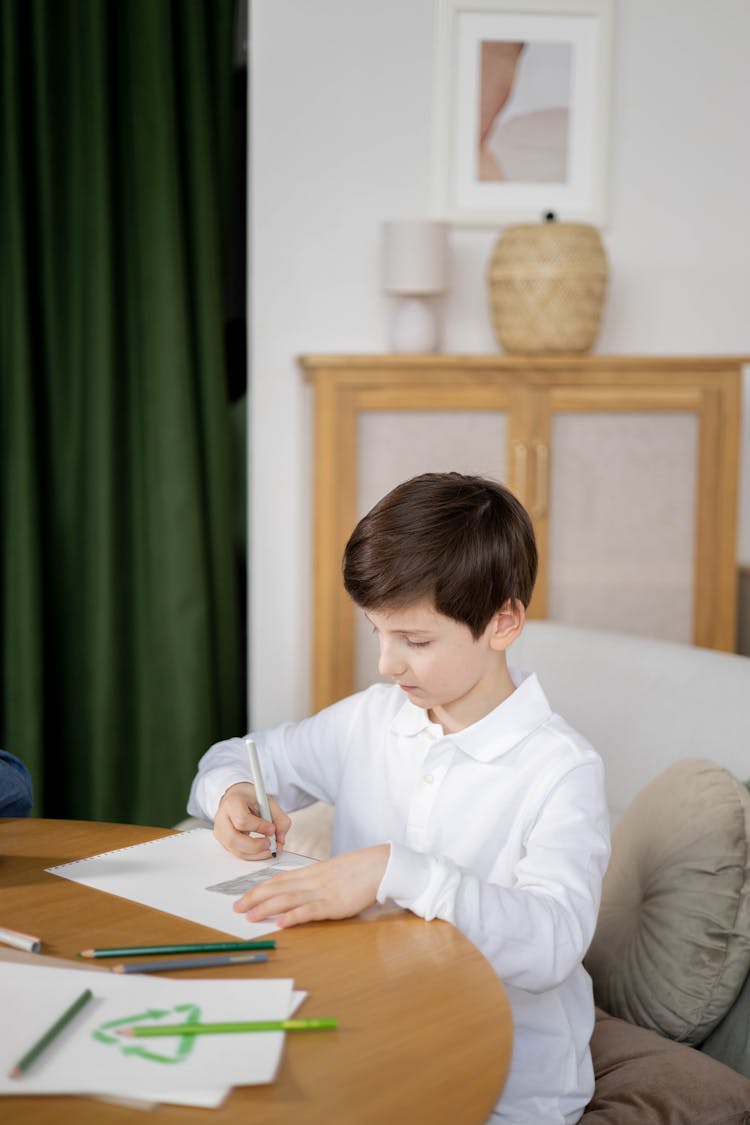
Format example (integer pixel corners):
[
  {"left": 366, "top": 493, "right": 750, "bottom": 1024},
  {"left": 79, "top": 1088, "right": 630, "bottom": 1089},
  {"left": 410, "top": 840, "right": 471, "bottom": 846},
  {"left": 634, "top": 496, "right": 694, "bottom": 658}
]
[{"left": 388, "top": 296, "right": 442, "bottom": 353}]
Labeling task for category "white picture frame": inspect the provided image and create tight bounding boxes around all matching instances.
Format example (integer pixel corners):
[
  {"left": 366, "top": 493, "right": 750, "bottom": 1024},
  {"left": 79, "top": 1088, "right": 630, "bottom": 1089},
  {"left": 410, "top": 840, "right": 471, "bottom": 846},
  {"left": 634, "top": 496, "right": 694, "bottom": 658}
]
[{"left": 433, "top": 0, "right": 614, "bottom": 226}]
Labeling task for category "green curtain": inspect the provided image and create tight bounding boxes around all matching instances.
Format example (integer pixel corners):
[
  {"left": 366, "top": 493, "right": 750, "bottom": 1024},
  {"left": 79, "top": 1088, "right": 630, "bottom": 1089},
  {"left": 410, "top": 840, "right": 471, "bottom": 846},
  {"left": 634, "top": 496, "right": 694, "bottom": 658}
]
[{"left": 0, "top": 0, "right": 243, "bottom": 826}]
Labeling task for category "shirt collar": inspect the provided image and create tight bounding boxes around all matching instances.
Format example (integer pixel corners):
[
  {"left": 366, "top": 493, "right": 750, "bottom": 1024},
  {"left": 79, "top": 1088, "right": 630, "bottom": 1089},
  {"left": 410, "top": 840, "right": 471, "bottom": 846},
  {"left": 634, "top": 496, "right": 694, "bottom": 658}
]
[{"left": 389, "top": 666, "right": 552, "bottom": 762}]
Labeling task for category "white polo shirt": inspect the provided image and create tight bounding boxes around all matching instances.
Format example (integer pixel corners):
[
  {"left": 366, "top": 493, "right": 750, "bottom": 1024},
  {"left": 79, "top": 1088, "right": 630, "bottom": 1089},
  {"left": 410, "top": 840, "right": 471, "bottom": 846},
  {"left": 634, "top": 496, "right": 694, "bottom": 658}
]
[{"left": 188, "top": 669, "right": 610, "bottom": 1124}]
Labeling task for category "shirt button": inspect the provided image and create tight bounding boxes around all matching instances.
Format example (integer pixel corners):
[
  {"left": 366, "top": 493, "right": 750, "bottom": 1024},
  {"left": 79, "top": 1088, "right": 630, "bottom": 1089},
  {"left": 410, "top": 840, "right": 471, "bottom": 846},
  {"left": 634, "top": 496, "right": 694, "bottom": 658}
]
[{"left": 423, "top": 773, "right": 434, "bottom": 784}]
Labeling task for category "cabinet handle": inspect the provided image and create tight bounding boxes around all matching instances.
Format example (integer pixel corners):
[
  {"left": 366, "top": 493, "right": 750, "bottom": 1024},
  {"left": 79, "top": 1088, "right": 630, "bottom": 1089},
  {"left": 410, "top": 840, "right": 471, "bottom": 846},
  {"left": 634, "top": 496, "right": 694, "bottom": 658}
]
[
  {"left": 532, "top": 442, "right": 549, "bottom": 518},
  {"left": 513, "top": 442, "right": 527, "bottom": 505}
]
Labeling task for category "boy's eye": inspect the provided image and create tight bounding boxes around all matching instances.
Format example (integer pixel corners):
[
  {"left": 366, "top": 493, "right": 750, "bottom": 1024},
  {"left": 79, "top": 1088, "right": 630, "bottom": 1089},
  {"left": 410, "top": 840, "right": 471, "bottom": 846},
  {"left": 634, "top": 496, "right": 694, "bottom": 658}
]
[{"left": 407, "top": 639, "right": 430, "bottom": 649}]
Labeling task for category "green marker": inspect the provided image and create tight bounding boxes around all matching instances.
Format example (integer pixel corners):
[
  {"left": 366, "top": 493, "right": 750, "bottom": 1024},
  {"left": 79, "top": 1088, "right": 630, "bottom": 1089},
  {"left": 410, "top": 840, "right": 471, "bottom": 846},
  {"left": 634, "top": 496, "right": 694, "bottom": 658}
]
[{"left": 119, "top": 1018, "right": 338, "bottom": 1037}]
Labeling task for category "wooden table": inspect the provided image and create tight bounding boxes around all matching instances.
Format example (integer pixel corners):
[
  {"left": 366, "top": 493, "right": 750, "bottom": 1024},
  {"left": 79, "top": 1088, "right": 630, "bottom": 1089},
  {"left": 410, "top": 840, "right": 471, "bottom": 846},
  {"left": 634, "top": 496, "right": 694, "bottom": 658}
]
[{"left": 0, "top": 819, "right": 512, "bottom": 1124}]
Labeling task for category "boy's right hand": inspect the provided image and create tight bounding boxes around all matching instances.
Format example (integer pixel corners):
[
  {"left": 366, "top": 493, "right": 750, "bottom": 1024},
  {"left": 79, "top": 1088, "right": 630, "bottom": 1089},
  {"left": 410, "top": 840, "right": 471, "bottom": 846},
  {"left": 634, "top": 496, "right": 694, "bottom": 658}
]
[{"left": 213, "top": 782, "right": 291, "bottom": 860}]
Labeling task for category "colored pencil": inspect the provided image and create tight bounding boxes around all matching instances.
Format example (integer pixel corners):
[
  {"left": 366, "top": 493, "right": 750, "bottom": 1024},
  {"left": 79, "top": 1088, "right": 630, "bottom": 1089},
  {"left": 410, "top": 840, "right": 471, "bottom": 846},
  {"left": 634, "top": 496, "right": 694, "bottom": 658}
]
[
  {"left": 79, "top": 940, "right": 276, "bottom": 959},
  {"left": 119, "top": 1018, "right": 338, "bottom": 1037},
  {"left": 0, "top": 926, "right": 42, "bottom": 954},
  {"left": 9, "top": 988, "right": 93, "bottom": 1078},
  {"left": 112, "top": 951, "right": 269, "bottom": 974}
]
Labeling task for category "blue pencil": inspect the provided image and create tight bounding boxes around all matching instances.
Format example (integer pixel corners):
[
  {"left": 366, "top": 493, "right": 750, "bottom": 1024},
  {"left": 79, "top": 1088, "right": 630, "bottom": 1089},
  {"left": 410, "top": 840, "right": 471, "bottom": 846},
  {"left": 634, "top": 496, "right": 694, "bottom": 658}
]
[{"left": 111, "top": 951, "right": 269, "bottom": 974}]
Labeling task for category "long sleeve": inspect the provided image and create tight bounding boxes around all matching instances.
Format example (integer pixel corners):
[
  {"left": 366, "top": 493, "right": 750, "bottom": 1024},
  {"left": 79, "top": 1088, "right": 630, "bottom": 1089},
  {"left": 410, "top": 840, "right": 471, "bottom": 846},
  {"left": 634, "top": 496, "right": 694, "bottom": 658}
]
[
  {"left": 377, "top": 758, "right": 610, "bottom": 993},
  {"left": 186, "top": 669, "right": 610, "bottom": 1122},
  {"left": 187, "top": 690, "right": 371, "bottom": 821}
]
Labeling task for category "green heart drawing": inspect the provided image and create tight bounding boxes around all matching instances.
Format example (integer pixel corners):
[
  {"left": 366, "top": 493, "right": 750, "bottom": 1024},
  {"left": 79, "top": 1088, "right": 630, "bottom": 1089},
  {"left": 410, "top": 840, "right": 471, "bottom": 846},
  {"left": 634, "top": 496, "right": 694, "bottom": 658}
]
[{"left": 93, "top": 1003, "right": 202, "bottom": 1064}]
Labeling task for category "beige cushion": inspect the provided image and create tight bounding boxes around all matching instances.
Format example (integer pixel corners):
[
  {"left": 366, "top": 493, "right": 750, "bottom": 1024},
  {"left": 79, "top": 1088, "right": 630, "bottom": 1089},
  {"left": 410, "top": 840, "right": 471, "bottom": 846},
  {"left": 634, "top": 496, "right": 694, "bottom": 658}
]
[
  {"left": 285, "top": 801, "right": 333, "bottom": 860},
  {"left": 585, "top": 759, "right": 750, "bottom": 1045},
  {"left": 584, "top": 1008, "right": 750, "bottom": 1123},
  {"left": 177, "top": 804, "right": 334, "bottom": 861}
]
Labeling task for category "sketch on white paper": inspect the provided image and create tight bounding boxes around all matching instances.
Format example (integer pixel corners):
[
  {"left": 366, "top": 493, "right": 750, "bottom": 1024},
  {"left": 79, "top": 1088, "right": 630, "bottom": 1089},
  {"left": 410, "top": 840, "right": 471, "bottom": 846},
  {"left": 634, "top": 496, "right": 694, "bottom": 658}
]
[{"left": 206, "top": 853, "right": 314, "bottom": 896}]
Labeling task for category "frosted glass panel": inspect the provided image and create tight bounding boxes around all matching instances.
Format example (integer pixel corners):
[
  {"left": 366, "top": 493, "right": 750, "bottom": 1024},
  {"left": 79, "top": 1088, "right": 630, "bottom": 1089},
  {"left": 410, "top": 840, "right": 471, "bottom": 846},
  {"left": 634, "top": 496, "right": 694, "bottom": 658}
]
[
  {"left": 548, "top": 413, "right": 697, "bottom": 642},
  {"left": 355, "top": 410, "right": 508, "bottom": 690}
]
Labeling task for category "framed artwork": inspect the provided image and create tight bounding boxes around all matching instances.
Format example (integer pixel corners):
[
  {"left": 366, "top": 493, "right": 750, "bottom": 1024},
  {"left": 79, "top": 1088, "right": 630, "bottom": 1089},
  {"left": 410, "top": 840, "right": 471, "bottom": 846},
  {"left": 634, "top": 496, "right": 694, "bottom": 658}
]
[{"left": 434, "top": 0, "right": 614, "bottom": 225}]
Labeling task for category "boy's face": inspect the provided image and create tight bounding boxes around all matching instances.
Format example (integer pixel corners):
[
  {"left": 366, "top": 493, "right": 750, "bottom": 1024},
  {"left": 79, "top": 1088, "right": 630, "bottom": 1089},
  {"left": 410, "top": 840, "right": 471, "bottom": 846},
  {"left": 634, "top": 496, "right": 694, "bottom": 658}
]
[{"left": 365, "top": 598, "right": 518, "bottom": 729}]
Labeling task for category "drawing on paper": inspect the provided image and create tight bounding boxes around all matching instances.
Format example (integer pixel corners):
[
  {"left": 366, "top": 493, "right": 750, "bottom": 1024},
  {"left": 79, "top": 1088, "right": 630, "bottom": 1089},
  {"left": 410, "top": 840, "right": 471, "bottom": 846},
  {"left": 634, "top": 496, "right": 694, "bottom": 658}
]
[
  {"left": 206, "top": 853, "right": 313, "bottom": 896},
  {"left": 93, "top": 1003, "right": 201, "bottom": 1064}
]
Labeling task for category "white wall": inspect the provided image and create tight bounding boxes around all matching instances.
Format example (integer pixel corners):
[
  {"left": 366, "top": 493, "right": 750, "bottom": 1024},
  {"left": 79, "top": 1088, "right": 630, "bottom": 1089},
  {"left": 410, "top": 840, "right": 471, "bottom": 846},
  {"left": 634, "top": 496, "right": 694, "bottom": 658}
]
[{"left": 248, "top": 0, "right": 750, "bottom": 727}]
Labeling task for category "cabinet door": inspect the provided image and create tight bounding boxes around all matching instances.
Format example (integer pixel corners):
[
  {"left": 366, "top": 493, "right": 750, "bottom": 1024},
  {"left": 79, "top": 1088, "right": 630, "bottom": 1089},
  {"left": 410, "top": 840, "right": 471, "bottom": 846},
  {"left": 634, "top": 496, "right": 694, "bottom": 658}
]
[
  {"left": 305, "top": 357, "right": 741, "bottom": 710},
  {"left": 531, "top": 381, "right": 738, "bottom": 649}
]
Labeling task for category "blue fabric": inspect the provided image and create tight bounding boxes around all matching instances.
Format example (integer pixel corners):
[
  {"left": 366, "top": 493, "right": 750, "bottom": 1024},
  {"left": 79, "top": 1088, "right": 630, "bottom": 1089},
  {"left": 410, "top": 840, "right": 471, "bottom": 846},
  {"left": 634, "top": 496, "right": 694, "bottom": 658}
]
[{"left": 0, "top": 750, "right": 33, "bottom": 816}]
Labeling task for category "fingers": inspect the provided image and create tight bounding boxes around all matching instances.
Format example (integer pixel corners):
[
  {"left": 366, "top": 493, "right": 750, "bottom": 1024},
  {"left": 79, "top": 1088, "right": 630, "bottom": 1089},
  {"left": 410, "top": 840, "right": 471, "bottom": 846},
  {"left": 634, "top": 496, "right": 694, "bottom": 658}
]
[
  {"left": 214, "top": 784, "right": 290, "bottom": 860},
  {"left": 233, "top": 869, "right": 304, "bottom": 916},
  {"left": 214, "top": 819, "right": 274, "bottom": 861},
  {"left": 226, "top": 799, "right": 276, "bottom": 837},
  {"left": 233, "top": 846, "right": 390, "bottom": 926},
  {"left": 274, "top": 902, "right": 326, "bottom": 929},
  {"left": 244, "top": 892, "right": 324, "bottom": 928},
  {"left": 267, "top": 798, "right": 292, "bottom": 844},
  {"left": 235, "top": 868, "right": 333, "bottom": 923}
]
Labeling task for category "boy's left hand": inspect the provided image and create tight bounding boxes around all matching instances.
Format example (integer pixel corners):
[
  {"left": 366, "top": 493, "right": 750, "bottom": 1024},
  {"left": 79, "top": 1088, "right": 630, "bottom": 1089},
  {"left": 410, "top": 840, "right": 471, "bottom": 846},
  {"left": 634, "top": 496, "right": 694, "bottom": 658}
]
[{"left": 233, "top": 844, "right": 390, "bottom": 928}]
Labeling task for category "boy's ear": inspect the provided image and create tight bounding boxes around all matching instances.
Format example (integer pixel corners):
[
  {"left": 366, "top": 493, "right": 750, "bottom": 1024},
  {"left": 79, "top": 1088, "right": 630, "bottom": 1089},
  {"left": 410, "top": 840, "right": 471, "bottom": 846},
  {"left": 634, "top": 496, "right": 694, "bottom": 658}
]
[{"left": 489, "top": 598, "right": 525, "bottom": 651}]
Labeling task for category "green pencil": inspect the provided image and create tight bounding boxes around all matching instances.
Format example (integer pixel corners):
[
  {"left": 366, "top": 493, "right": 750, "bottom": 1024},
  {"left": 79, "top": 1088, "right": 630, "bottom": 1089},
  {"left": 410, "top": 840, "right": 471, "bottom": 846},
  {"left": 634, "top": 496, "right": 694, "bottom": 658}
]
[
  {"left": 9, "top": 988, "right": 93, "bottom": 1078},
  {"left": 79, "top": 940, "right": 276, "bottom": 959},
  {"left": 119, "top": 1018, "right": 338, "bottom": 1037}
]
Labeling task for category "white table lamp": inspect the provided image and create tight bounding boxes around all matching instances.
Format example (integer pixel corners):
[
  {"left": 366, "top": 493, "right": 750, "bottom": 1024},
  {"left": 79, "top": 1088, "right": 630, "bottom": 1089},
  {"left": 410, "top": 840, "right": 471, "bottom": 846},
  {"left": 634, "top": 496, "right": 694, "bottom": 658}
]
[{"left": 382, "top": 220, "right": 448, "bottom": 353}]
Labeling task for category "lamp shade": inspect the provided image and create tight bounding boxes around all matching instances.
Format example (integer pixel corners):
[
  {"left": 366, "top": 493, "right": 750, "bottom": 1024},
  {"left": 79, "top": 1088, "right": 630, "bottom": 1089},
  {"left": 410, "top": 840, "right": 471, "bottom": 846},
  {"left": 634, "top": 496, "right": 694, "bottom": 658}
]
[{"left": 382, "top": 220, "right": 448, "bottom": 295}]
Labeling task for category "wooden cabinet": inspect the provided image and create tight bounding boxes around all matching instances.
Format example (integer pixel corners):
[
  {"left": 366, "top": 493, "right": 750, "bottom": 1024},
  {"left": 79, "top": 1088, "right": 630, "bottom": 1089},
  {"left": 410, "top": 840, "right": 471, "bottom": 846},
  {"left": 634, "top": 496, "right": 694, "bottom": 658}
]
[{"left": 300, "top": 355, "right": 743, "bottom": 711}]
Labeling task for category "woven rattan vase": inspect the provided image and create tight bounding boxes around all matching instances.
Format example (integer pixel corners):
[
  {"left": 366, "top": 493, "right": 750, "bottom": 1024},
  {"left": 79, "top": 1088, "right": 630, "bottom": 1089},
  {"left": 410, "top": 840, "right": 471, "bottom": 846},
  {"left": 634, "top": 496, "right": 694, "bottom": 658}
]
[{"left": 486, "top": 216, "right": 609, "bottom": 353}]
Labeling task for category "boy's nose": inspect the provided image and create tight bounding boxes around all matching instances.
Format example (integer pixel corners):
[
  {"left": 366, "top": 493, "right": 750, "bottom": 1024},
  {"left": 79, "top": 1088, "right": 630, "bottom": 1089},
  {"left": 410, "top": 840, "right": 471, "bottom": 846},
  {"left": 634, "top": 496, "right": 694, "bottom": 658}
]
[{"left": 378, "top": 641, "right": 406, "bottom": 678}]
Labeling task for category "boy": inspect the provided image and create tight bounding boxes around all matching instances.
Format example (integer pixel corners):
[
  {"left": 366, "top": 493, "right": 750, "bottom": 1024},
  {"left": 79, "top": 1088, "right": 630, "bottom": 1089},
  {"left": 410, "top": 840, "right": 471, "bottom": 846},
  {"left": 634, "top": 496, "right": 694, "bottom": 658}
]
[{"left": 187, "top": 472, "right": 610, "bottom": 1124}]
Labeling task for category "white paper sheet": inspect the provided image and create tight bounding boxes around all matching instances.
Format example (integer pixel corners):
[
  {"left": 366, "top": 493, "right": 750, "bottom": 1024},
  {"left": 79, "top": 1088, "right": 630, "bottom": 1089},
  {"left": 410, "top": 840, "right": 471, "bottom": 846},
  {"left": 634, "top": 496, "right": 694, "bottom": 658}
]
[
  {"left": 88, "top": 986, "right": 310, "bottom": 1110},
  {"left": 45, "top": 828, "right": 315, "bottom": 940},
  {"left": 0, "top": 963, "right": 294, "bottom": 1099}
]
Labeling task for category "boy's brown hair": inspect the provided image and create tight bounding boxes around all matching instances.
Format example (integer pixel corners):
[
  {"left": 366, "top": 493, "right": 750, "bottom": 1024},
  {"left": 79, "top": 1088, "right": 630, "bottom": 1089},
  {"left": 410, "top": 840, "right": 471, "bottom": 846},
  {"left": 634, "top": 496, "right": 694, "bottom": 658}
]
[{"left": 342, "top": 472, "right": 538, "bottom": 638}]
